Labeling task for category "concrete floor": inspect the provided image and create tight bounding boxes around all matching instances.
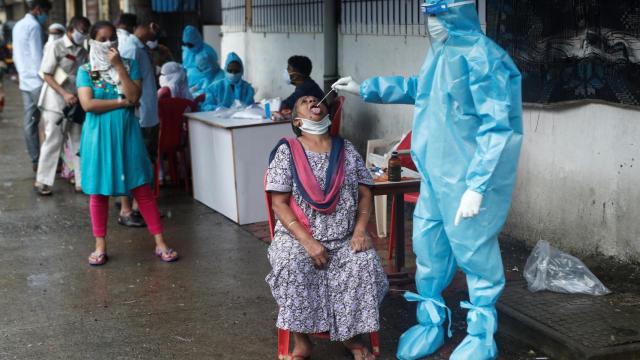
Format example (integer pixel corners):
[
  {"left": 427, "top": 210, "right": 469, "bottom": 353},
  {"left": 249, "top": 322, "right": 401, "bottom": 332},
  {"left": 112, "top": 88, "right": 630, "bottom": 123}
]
[{"left": 0, "top": 81, "right": 549, "bottom": 360}]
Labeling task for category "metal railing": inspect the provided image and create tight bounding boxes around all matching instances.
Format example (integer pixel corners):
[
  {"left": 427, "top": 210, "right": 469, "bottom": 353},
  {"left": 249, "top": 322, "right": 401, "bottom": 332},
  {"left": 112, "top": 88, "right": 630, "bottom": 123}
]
[
  {"left": 221, "top": 0, "right": 247, "bottom": 33},
  {"left": 341, "top": 0, "right": 428, "bottom": 37},
  {"left": 252, "top": 0, "right": 324, "bottom": 33}
]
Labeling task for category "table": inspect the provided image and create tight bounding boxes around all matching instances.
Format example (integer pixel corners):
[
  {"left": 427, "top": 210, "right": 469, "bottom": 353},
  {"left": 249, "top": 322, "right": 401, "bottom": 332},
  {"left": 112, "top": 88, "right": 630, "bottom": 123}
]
[
  {"left": 371, "top": 178, "right": 420, "bottom": 274},
  {"left": 186, "top": 111, "right": 291, "bottom": 225}
]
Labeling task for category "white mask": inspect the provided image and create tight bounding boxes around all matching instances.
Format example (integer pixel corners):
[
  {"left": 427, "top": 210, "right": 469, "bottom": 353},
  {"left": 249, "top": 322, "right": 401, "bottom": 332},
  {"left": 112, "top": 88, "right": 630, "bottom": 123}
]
[
  {"left": 71, "top": 29, "right": 87, "bottom": 46},
  {"left": 47, "top": 33, "right": 62, "bottom": 43},
  {"left": 282, "top": 69, "right": 292, "bottom": 85},
  {"left": 427, "top": 16, "right": 448, "bottom": 42},
  {"left": 146, "top": 40, "right": 159, "bottom": 49},
  {"left": 296, "top": 115, "right": 331, "bottom": 135}
]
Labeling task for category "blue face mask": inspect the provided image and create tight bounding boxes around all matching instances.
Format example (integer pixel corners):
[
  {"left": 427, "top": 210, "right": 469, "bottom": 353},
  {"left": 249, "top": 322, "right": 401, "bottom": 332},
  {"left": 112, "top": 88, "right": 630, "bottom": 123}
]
[
  {"left": 37, "top": 13, "right": 48, "bottom": 25},
  {"left": 226, "top": 72, "right": 242, "bottom": 84}
]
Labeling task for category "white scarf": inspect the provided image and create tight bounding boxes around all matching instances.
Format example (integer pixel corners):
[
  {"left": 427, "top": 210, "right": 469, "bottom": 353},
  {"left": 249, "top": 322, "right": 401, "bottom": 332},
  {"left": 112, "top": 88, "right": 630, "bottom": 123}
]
[
  {"left": 159, "top": 62, "right": 193, "bottom": 100},
  {"left": 89, "top": 39, "right": 123, "bottom": 87}
]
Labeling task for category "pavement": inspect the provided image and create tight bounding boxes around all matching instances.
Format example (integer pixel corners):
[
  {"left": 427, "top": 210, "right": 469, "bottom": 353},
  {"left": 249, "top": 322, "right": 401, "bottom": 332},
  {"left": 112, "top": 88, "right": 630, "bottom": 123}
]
[{"left": 0, "top": 80, "right": 606, "bottom": 360}]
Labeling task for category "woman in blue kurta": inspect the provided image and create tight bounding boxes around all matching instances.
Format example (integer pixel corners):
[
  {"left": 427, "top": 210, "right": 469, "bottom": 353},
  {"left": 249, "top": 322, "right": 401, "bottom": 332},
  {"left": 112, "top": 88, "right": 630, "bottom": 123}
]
[{"left": 77, "top": 21, "right": 178, "bottom": 266}]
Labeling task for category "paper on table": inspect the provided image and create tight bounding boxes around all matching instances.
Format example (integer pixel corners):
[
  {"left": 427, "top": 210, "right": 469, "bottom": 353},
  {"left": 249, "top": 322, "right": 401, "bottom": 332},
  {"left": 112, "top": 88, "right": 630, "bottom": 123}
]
[{"left": 231, "top": 105, "right": 265, "bottom": 119}]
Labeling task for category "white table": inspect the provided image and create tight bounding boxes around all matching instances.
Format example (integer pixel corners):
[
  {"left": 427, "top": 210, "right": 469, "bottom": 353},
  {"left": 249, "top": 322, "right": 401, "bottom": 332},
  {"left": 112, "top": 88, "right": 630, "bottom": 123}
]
[{"left": 186, "top": 112, "right": 291, "bottom": 225}]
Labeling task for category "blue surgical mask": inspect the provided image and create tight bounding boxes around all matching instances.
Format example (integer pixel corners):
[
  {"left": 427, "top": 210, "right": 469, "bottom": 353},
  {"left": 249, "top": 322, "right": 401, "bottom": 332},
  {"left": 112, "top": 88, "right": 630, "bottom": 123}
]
[
  {"left": 37, "top": 13, "right": 48, "bottom": 25},
  {"left": 226, "top": 72, "right": 241, "bottom": 84}
]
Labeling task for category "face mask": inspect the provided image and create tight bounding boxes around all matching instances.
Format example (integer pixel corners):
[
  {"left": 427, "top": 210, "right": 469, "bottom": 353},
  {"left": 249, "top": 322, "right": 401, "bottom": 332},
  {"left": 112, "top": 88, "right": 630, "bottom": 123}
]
[
  {"left": 37, "top": 13, "right": 48, "bottom": 25},
  {"left": 146, "top": 40, "right": 158, "bottom": 49},
  {"left": 296, "top": 115, "right": 331, "bottom": 135},
  {"left": 282, "top": 69, "right": 292, "bottom": 85},
  {"left": 71, "top": 30, "right": 87, "bottom": 45},
  {"left": 89, "top": 39, "right": 117, "bottom": 71},
  {"left": 47, "top": 33, "right": 62, "bottom": 43},
  {"left": 226, "top": 72, "right": 241, "bottom": 84},
  {"left": 427, "top": 16, "right": 449, "bottom": 42}
]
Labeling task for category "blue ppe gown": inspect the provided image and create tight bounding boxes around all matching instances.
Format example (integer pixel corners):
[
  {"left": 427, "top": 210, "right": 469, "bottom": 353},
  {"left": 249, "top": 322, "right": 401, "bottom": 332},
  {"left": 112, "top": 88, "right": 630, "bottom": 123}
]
[
  {"left": 181, "top": 25, "right": 220, "bottom": 74},
  {"left": 359, "top": 2, "right": 523, "bottom": 359},
  {"left": 187, "top": 50, "right": 224, "bottom": 94},
  {"left": 200, "top": 52, "right": 255, "bottom": 111}
]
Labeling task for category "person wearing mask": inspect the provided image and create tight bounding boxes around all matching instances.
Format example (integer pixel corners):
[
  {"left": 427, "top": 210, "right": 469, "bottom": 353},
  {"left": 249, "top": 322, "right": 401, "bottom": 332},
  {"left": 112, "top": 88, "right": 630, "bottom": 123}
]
[
  {"left": 181, "top": 25, "right": 218, "bottom": 73},
  {"left": 117, "top": 16, "right": 161, "bottom": 228},
  {"left": 34, "top": 16, "right": 90, "bottom": 196},
  {"left": 46, "top": 23, "right": 66, "bottom": 46},
  {"left": 77, "top": 21, "right": 178, "bottom": 265},
  {"left": 147, "top": 32, "right": 173, "bottom": 73},
  {"left": 200, "top": 52, "right": 254, "bottom": 111},
  {"left": 332, "top": 1, "right": 523, "bottom": 359},
  {"left": 158, "top": 61, "right": 192, "bottom": 100},
  {"left": 187, "top": 49, "right": 223, "bottom": 94},
  {"left": 281, "top": 55, "right": 324, "bottom": 111},
  {"left": 12, "top": 0, "right": 51, "bottom": 172},
  {"left": 115, "top": 13, "right": 137, "bottom": 46}
]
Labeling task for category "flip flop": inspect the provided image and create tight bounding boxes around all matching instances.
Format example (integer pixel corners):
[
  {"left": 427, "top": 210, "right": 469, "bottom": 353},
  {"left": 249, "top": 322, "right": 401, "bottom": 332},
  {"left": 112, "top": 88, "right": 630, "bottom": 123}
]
[
  {"left": 155, "top": 248, "right": 179, "bottom": 262},
  {"left": 88, "top": 251, "right": 108, "bottom": 266}
]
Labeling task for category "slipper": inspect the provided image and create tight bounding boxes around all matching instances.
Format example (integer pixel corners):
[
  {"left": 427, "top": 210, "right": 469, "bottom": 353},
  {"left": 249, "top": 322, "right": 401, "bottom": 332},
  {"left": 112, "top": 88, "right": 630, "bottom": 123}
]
[
  {"left": 88, "top": 251, "right": 108, "bottom": 266},
  {"left": 155, "top": 248, "right": 179, "bottom": 262}
]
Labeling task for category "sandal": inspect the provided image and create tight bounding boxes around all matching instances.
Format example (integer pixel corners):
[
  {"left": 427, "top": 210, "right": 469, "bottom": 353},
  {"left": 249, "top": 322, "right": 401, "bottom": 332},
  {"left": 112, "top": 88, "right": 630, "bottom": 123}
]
[
  {"left": 348, "top": 345, "right": 376, "bottom": 360},
  {"left": 88, "top": 251, "right": 108, "bottom": 266},
  {"left": 155, "top": 248, "right": 179, "bottom": 262}
]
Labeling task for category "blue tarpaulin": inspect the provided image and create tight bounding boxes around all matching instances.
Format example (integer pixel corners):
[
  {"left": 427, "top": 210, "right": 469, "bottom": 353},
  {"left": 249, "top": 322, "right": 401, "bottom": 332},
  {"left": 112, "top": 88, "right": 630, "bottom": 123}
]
[{"left": 152, "top": 0, "right": 197, "bottom": 12}]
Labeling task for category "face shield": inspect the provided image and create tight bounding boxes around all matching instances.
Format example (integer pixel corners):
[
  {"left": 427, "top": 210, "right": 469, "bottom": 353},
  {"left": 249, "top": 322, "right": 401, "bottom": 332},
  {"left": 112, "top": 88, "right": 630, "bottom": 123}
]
[{"left": 422, "top": 0, "right": 475, "bottom": 42}]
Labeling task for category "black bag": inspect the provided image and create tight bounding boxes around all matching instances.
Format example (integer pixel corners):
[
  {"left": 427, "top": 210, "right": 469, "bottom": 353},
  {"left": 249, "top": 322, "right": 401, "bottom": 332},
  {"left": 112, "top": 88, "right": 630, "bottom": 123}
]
[{"left": 63, "top": 103, "right": 86, "bottom": 125}]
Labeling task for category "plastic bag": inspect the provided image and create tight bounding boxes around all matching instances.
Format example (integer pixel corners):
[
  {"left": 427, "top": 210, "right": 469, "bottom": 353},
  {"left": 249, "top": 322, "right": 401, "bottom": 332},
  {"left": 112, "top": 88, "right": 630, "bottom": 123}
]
[{"left": 523, "top": 240, "right": 611, "bottom": 296}]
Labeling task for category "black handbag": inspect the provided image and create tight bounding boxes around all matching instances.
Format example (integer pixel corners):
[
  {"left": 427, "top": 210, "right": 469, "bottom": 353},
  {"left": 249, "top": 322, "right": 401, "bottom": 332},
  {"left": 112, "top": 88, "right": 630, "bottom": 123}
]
[{"left": 63, "top": 103, "right": 86, "bottom": 125}]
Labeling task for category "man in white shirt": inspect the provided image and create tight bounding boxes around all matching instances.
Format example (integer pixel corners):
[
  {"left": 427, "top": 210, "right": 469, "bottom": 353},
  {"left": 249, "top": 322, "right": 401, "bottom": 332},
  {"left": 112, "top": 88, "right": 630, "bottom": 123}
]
[
  {"left": 115, "top": 13, "right": 137, "bottom": 47},
  {"left": 12, "top": 0, "right": 51, "bottom": 172},
  {"left": 34, "top": 16, "right": 90, "bottom": 195}
]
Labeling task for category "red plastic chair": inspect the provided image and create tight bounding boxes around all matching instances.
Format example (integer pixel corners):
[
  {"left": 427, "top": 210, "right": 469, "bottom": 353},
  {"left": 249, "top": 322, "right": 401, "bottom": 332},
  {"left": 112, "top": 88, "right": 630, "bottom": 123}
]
[
  {"left": 388, "top": 132, "right": 419, "bottom": 260},
  {"left": 263, "top": 171, "right": 381, "bottom": 359},
  {"left": 154, "top": 97, "right": 198, "bottom": 196},
  {"left": 329, "top": 96, "right": 344, "bottom": 137},
  {"left": 157, "top": 86, "right": 171, "bottom": 100}
]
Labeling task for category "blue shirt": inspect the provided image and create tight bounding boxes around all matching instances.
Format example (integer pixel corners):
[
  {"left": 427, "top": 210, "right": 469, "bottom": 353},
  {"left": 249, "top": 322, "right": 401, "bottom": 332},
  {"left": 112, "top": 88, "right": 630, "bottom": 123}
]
[
  {"left": 119, "top": 35, "right": 159, "bottom": 128},
  {"left": 281, "top": 78, "right": 325, "bottom": 110}
]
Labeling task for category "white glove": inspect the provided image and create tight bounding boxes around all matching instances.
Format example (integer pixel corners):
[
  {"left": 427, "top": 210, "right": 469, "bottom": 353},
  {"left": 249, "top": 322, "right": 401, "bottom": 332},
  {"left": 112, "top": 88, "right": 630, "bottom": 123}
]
[
  {"left": 454, "top": 190, "right": 484, "bottom": 226},
  {"left": 331, "top": 76, "right": 361, "bottom": 95}
]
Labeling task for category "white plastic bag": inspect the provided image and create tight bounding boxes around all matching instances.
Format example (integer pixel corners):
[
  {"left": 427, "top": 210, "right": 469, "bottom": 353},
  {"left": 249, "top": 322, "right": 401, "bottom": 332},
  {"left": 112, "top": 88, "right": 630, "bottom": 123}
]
[{"left": 523, "top": 240, "right": 611, "bottom": 296}]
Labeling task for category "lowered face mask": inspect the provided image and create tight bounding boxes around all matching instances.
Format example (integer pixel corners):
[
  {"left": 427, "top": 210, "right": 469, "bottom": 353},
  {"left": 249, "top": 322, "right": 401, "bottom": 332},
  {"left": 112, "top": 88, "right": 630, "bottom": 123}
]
[{"left": 296, "top": 115, "right": 331, "bottom": 135}]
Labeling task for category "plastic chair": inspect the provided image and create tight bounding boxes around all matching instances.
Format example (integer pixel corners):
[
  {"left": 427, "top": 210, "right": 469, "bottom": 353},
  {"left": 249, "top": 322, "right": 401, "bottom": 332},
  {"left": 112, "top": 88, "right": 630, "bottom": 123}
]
[
  {"left": 157, "top": 86, "right": 171, "bottom": 100},
  {"left": 263, "top": 171, "right": 381, "bottom": 359},
  {"left": 387, "top": 132, "right": 419, "bottom": 260},
  {"left": 329, "top": 96, "right": 344, "bottom": 137},
  {"left": 154, "top": 97, "right": 198, "bottom": 196}
]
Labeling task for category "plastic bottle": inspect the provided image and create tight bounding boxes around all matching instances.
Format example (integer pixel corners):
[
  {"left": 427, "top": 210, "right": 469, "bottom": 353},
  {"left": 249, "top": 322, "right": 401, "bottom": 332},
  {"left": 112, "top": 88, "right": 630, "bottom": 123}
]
[
  {"left": 265, "top": 102, "right": 271, "bottom": 120},
  {"left": 388, "top": 151, "right": 402, "bottom": 182}
]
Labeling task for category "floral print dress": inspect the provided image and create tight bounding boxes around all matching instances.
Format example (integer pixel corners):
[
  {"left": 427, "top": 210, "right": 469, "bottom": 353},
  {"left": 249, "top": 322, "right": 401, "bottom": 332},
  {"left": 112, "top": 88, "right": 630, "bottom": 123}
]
[{"left": 265, "top": 139, "right": 389, "bottom": 341}]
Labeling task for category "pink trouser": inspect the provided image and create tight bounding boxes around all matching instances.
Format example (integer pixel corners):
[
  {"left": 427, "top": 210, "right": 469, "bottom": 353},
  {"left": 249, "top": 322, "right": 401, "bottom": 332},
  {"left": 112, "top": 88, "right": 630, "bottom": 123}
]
[{"left": 89, "top": 184, "right": 162, "bottom": 237}]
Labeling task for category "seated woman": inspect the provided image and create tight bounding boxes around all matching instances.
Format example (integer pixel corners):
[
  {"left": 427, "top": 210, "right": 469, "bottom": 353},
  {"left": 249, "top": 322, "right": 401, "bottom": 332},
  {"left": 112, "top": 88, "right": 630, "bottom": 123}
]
[
  {"left": 187, "top": 50, "right": 223, "bottom": 95},
  {"left": 265, "top": 96, "right": 388, "bottom": 360},
  {"left": 200, "top": 52, "right": 254, "bottom": 111},
  {"left": 158, "top": 61, "right": 193, "bottom": 100}
]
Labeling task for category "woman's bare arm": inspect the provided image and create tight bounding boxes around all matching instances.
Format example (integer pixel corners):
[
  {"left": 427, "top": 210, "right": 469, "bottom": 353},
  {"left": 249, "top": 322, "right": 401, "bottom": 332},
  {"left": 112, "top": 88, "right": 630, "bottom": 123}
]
[
  {"left": 78, "top": 87, "right": 128, "bottom": 114},
  {"left": 271, "top": 192, "right": 328, "bottom": 268}
]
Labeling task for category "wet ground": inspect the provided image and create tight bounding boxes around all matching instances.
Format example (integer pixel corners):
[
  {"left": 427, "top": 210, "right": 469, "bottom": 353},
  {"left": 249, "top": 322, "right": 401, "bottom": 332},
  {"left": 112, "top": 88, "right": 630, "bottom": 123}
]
[{"left": 7, "top": 80, "right": 638, "bottom": 359}]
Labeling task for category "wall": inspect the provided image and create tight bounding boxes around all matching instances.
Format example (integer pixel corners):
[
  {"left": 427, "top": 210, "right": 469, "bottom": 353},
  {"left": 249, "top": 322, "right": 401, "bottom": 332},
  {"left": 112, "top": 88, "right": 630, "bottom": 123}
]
[
  {"left": 506, "top": 104, "right": 640, "bottom": 261},
  {"left": 218, "top": 30, "right": 640, "bottom": 261}
]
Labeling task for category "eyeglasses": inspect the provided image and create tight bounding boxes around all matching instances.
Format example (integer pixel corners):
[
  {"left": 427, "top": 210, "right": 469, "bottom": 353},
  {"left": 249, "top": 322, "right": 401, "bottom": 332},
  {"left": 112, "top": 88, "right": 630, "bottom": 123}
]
[{"left": 183, "top": 42, "right": 195, "bottom": 48}]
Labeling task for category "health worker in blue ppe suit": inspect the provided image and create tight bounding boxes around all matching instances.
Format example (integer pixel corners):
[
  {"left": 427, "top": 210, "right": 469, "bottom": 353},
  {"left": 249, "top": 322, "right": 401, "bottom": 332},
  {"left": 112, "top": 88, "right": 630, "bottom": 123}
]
[
  {"left": 200, "top": 52, "right": 255, "bottom": 111},
  {"left": 187, "top": 51, "right": 224, "bottom": 95},
  {"left": 332, "top": 1, "right": 523, "bottom": 359},
  {"left": 182, "top": 25, "right": 222, "bottom": 80}
]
